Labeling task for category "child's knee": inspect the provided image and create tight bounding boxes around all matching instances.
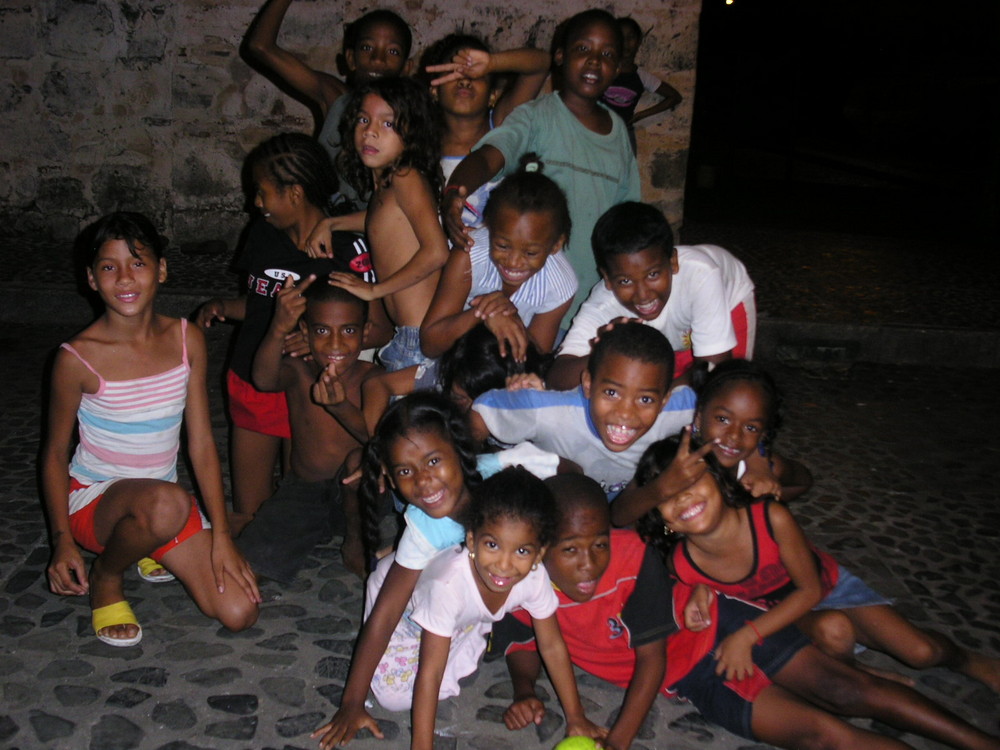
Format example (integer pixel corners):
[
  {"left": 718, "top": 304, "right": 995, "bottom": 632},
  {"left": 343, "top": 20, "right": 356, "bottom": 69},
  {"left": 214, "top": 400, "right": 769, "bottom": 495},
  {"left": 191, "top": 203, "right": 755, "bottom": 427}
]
[
  {"left": 809, "top": 611, "right": 857, "bottom": 659},
  {"left": 216, "top": 596, "right": 259, "bottom": 632},
  {"left": 898, "top": 629, "right": 945, "bottom": 669},
  {"left": 143, "top": 484, "right": 195, "bottom": 539}
]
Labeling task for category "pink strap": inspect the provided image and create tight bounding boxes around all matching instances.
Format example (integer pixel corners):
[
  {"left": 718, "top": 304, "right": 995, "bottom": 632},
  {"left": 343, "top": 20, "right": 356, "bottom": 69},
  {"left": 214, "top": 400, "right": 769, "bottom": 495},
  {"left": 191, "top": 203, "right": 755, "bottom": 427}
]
[{"left": 179, "top": 318, "right": 189, "bottom": 367}]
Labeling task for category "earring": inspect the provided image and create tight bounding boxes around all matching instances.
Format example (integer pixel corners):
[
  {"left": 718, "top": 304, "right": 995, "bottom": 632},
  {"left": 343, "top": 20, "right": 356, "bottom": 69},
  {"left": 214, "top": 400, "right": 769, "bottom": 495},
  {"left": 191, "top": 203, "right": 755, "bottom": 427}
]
[
  {"left": 690, "top": 423, "right": 700, "bottom": 438},
  {"left": 663, "top": 523, "right": 674, "bottom": 537},
  {"left": 468, "top": 551, "right": 476, "bottom": 560},
  {"left": 531, "top": 563, "right": 538, "bottom": 571}
]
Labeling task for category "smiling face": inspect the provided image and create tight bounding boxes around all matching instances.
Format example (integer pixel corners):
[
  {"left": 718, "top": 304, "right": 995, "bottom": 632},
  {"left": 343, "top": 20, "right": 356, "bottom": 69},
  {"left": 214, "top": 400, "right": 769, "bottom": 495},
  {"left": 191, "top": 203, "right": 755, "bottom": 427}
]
[
  {"left": 601, "top": 245, "right": 678, "bottom": 321},
  {"left": 488, "top": 205, "right": 565, "bottom": 291},
  {"left": 544, "top": 504, "right": 611, "bottom": 603},
  {"left": 387, "top": 427, "right": 469, "bottom": 520},
  {"left": 556, "top": 18, "right": 621, "bottom": 104},
  {"left": 300, "top": 298, "right": 368, "bottom": 374},
  {"left": 657, "top": 472, "right": 727, "bottom": 537},
  {"left": 354, "top": 93, "right": 405, "bottom": 177},
  {"left": 466, "top": 517, "right": 545, "bottom": 599},
  {"left": 696, "top": 381, "right": 770, "bottom": 469},
  {"left": 583, "top": 352, "right": 670, "bottom": 452},
  {"left": 87, "top": 238, "right": 166, "bottom": 315},
  {"left": 253, "top": 169, "right": 298, "bottom": 230},
  {"left": 345, "top": 20, "right": 409, "bottom": 83}
]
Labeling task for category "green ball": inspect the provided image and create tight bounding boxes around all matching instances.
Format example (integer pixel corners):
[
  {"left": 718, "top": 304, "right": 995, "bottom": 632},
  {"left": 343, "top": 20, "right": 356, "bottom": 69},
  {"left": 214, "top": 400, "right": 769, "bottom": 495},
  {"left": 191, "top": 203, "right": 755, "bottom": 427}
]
[{"left": 553, "top": 738, "right": 598, "bottom": 750}]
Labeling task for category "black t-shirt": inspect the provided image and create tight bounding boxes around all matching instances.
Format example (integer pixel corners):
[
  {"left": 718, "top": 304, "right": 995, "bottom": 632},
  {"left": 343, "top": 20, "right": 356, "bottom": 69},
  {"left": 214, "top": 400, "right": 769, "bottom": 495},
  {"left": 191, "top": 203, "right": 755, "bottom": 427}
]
[{"left": 229, "top": 219, "right": 373, "bottom": 381}]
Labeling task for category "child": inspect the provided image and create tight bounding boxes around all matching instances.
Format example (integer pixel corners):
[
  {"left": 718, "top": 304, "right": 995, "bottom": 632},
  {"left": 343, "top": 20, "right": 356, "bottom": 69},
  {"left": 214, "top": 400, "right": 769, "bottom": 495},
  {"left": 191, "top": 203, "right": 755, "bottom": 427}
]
[
  {"left": 243, "top": 0, "right": 412, "bottom": 211},
  {"left": 634, "top": 436, "right": 1000, "bottom": 695},
  {"left": 601, "top": 16, "right": 682, "bottom": 155},
  {"left": 692, "top": 359, "right": 813, "bottom": 500},
  {"left": 328, "top": 77, "right": 450, "bottom": 372},
  {"left": 472, "top": 322, "right": 695, "bottom": 499},
  {"left": 359, "top": 468, "right": 604, "bottom": 750},
  {"left": 493, "top": 473, "right": 1000, "bottom": 750},
  {"left": 42, "top": 212, "right": 260, "bottom": 647},
  {"left": 236, "top": 277, "right": 380, "bottom": 580},
  {"left": 421, "top": 157, "right": 577, "bottom": 362},
  {"left": 549, "top": 201, "right": 756, "bottom": 389},
  {"left": 443, "top": 9, "right": 640, "bottom": 317},
  {"left": 195, "top": 133, "right": 380, "bottom": 526},
  {"left": 421, "top": 34, "right": 549, "bottom": 224},
  {"left": 313, "top": 392, "right": 482, "bottom": 747}
]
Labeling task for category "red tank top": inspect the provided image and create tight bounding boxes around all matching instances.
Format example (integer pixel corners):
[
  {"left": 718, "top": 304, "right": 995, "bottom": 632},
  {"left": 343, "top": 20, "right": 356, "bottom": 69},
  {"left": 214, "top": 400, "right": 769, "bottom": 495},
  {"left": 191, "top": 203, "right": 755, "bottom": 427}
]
[{"left": 671, "top": 500, "right": 839, "bottom": 609}]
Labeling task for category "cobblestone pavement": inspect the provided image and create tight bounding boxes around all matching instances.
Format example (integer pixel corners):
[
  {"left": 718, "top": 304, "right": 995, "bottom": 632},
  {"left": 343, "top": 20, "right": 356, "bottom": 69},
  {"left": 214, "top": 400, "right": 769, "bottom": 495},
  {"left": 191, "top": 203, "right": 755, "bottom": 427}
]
[{"left": 1, "top": 321, "right": 998, "bottom": 749}]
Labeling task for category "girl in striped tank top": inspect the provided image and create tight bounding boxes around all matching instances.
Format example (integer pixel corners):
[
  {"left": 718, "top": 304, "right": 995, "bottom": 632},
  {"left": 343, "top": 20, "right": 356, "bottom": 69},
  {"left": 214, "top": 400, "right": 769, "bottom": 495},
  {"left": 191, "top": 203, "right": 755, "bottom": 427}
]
[{"left": 41, "top": 212, "right": 260, "bottom": 647}]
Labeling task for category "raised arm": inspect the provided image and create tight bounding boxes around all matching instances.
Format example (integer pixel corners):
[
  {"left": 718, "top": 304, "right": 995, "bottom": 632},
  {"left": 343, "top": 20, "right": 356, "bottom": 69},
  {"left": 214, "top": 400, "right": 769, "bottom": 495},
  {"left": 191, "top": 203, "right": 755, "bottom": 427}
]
[
  {"left": 251, "top": 275, "right": 313, "bottom": 392},
  {"left": 242, "top": 0, "right": 346, "bottom": 115},
  {"left": 485, "top": 48, "right": 550, "bottom": 125},
  {"left": 419, "top": 247, "right": 476, "bottom": 357},
  {"left": 312, "top": 561, "right": 421, "bottom": 748},
  {"left": 42, "top": 349, "right": 89, "bottom": 597},
  {"left": 194, "top": 295, "right": 246, "bottom": 329},
  {"left": 442, "top": 145, "right": 506, "bottom": 249}
]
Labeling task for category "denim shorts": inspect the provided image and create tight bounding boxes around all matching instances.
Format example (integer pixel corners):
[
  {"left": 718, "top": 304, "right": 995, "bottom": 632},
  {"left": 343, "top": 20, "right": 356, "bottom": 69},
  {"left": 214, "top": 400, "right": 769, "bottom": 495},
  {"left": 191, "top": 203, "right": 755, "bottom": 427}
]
[
  {"left": 378, "top": 326, "right": 429, "bottom": 373},
  {"left": 816, "top": 565, "right": 893, "bottom": 610},
  {"left": 671, "top": 595, "right": 811, "bottom": 739}
]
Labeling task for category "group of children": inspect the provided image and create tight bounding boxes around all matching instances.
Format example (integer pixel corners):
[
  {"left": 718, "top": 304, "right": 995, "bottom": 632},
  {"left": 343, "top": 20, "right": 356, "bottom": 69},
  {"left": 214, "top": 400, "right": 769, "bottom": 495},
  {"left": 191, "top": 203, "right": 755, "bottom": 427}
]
[{"left": 40, "top": 3, "right": 1000, "bottom": 750}]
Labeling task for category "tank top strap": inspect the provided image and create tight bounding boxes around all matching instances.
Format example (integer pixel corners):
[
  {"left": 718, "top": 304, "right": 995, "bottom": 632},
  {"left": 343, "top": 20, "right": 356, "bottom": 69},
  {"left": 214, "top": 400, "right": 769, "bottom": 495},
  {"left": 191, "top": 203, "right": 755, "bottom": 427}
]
[
  {"left": 60, "top": 342, "right": 105, "bottom": 392},
  {"left": 179, "top": 318, "right": 189, "bottom": 368}
]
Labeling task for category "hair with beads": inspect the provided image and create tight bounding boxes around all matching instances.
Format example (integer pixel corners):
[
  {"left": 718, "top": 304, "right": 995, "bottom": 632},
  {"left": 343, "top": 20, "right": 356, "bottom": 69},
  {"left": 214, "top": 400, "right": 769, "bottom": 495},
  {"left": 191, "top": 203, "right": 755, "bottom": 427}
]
[
  {"left": 633, "top": 435, "right": 753, "bottom": 565},
  {"left": 248, "top": 132, "right": 339, "bottom": 214},
  {"left": 337, "top": 77, "right": 443, "bottom": 199},
  {"left": 360, "top": 392, "right": 481, "bottom": 556},
  {"left": 468, "top": 466, "right": 558, "bottom": 549},
  {"left": 482, "top": 154, "right": 572, "bottom": 243},
  {"left": 692, "top": 359, "right": 783, "bottom": 450}
]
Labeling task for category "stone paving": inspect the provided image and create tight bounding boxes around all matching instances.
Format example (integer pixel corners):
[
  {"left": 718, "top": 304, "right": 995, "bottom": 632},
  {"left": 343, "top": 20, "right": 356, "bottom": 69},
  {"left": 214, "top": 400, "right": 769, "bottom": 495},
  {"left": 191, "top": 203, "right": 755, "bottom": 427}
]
[{"left": 1, "top": 319, "right": 998, "bottom": 750}]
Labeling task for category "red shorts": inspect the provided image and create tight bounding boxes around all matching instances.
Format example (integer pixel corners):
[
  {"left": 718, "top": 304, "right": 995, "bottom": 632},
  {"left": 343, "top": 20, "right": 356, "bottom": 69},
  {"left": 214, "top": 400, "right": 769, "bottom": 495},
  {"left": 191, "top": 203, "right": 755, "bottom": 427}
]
[
  {"left": 226, "top": 369, "right": 291, "bottom": 439},
  {"left": 68, "top": 478, "right": 209, "bottom": 562},
  {"left": 673, "top": 300, "right": 755, "bottom": 378}
]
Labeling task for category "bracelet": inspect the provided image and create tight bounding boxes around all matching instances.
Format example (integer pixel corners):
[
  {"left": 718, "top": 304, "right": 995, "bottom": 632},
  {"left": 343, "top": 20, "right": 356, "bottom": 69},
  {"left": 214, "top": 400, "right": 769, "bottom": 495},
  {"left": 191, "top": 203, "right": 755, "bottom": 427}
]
[{"left": 744, "top": 619, "right": 764, "bottom": 646}]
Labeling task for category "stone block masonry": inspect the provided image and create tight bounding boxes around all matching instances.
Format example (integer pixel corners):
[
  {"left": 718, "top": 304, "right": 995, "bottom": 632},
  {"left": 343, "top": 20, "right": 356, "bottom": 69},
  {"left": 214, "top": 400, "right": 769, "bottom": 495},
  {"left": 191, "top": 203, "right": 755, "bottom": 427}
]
[{"left": 0, "top": 0, "right": 699, "bottom": 245}]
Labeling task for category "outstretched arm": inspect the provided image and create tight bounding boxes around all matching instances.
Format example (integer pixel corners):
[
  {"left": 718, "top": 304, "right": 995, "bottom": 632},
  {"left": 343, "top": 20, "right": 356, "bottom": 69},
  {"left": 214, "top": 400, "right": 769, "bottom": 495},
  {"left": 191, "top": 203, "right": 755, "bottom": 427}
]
[
  {"left": 503, "top": 649, "right": 546, "bottom": 731},
  {"left": 312, "top": 562, "right": 420, "bottom": 748},
  {"left": 411, "top": 630, "right": 451, "bottom": 750},
  {"left": 419, "top": 245, "right": 477, "bottom": 358},
  {"left": 242, "top": 0, "right": 346, "bottom": 115},
  {"left": 603, "top": 639, "right": 665, "bottom": 750}
]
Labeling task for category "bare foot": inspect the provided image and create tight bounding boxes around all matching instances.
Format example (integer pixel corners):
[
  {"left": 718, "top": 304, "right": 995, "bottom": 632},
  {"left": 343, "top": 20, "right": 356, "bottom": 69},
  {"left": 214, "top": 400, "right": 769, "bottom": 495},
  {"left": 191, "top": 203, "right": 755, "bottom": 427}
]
[
  {"left": 90, "top": 558, "right": 140, "bottom": 642},
  {"left": 958, "top": 650, "right": 1000, "bottom": 693}
]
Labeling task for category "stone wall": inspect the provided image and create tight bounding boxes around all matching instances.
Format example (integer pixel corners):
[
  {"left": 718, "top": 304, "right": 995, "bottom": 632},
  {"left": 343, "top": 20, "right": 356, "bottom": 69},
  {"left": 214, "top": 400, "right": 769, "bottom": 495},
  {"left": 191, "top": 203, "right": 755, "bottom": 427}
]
[{"left": 0, "top": 0, "right": 699, "bottom": 245}]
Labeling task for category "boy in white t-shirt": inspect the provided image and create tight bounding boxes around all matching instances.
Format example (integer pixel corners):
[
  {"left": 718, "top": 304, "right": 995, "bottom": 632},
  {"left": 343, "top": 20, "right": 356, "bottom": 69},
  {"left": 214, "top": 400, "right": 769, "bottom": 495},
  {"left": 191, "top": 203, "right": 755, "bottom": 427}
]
[{"left": 548, "top": 202, "right": 756, "bottom": 389}]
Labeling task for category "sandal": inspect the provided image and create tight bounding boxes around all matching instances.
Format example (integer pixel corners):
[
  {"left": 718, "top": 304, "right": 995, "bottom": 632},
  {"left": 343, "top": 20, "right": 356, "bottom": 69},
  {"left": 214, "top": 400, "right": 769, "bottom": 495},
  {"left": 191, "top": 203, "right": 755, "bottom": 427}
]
[
  {"left": 92, "top": 600, "right": 143, "bottom": 647},
  {"left": 136, "top": 557, "right": 175, "bottom": 583}
]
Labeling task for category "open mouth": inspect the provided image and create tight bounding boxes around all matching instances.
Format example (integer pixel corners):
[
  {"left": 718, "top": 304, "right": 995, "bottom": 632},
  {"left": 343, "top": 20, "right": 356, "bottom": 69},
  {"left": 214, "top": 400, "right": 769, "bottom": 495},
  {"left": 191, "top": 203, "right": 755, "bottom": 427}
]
[
  {"left": 575, "top": 579, "right": 597, "bottom": 597},
  {"left": 605, "top": 424, "right": 638, "bottom": 446},
  {"left": 499, "top": 266, "right": 531, "bottom": 284},
  {"left": 419, "top": 489, "right": 445, "bottom": 508},
  {"left": 116, "top": 292, "right": 139, "bottom": 303},
  {"left": 489, "top": 572, "right": 514, "bottom": 588},
  {"left": 679, "top": 501, "right": 707, "bottom": 522},
  {"left": 632, "top": 299, "right": 662, "bottom": 318}
]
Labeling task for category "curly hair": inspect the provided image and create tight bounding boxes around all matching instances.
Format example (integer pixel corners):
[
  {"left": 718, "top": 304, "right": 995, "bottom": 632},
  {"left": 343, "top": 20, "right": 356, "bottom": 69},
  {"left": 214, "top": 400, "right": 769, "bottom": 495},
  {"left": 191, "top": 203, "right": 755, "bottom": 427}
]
[
  {"left": 359, "top": 392, "right": 481, "bottom": 557},
  {"left": 482, "top": 154, "right": 571, "bottom": 244},
  {"left": 438, "top": 326, "right": 548, "bottom": 404},
  {"left": 247, "top": 132, "right": 339, "bottom": 214},
  {"left": 336, "top": 77, "right": 443, "bottom": 200},
  {"left": 633, "top": 435, "right": 754, "bottom": 567},
  {"left": 467, "top": 467, "right": 558, "bottom": 549}
]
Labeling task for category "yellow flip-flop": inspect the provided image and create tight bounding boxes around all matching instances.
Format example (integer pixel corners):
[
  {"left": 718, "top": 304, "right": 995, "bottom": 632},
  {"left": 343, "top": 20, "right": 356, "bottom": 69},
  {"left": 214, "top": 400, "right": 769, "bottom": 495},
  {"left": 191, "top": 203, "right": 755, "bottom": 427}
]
[
  {"left": 92, "top": 601, "right": 142, "bottom": 647},
  {"left": 136, "top": 556, "right": 175, "bottom": 583}
]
